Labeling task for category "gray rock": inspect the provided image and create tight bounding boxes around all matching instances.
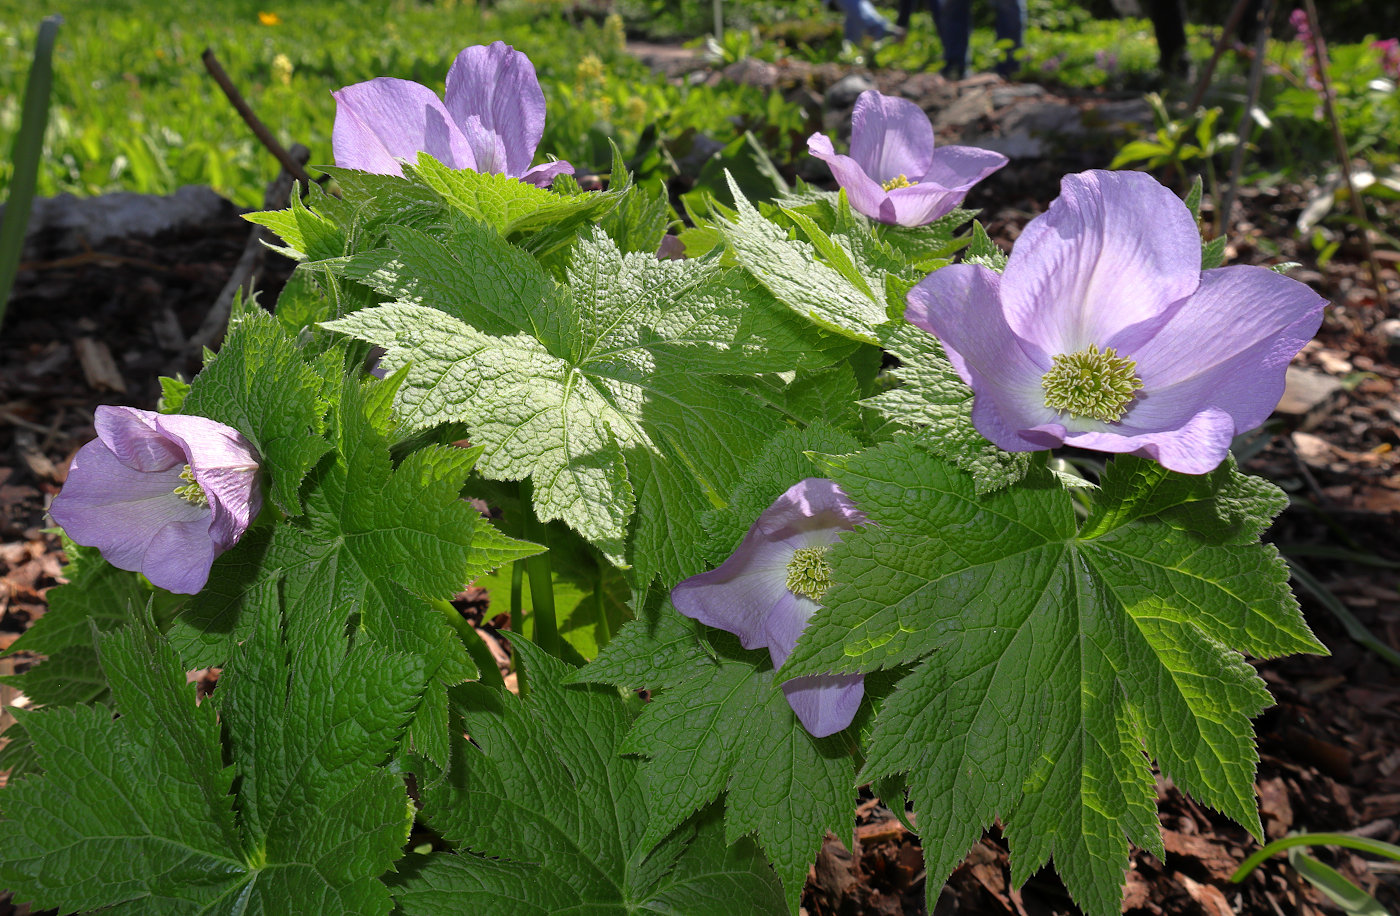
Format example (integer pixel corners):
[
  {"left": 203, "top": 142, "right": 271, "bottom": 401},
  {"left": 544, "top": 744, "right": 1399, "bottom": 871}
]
[
  {"left": 1378, "top": 318, "right": 1400, "bottom": 364},
  {"left": 989, "top": 83, "right": 1047, "bottom": 108},
  {"left": 999, "top": 100, "right": 1085, "bottom": 137},
  {"left": 933, "top": 87, "right": 994, "bottom": 131},
  {"left": 12, "top": 186, "right": 233, "bottom": 257},
  {"left": 965, "top": 131, "right": 1047, "bottom": 159},
  {"left": 1274, "top": 366, "right": 1345, "bottom": 430},
  {"left": 722, "top": 58, "right": 779, "bottom": 90},
  {"left": 1084, "top": 98, "right": 1153, "bottom": 129},
  {"left": 825, "top": 74, "right": 876, "bottom": 109}
]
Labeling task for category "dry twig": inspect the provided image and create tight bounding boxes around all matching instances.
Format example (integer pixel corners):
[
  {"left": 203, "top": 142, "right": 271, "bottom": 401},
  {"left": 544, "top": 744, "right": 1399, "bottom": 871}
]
[
  {"left": 184, "top": 144, "right": 309, "bottom": 357},
  {"left": 201, "top": 48, "right": 313, "bottom": 190}
]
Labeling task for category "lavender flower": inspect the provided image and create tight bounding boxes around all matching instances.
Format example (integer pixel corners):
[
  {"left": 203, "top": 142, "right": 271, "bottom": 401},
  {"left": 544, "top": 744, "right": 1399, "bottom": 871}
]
[
  {"left": 49, "top": 407, "right": 262, "bottom": 594},
  {"left": 807, "top": 90, "right": 1007, "bottom": 227},
  {"left": 332, "top": 41, "right": 573, "bottom": 187},
  {"left": 671, "top": 479, "right": 867, "bottom": 738},
  {"left": 905, "top": 169, "right": 1326, "bottom": 475}
]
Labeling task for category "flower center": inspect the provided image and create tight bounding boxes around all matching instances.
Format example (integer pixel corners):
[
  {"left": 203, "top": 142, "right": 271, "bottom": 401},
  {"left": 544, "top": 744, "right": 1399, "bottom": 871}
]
[
  {"left": 785, "top": 545, "right": 833, "bottom": 601},
  {"left": 173, "top": 465, "right": 209, "bottom": 508},
  {"left": 882, "top": 174, "right": 917, "bottom": 191},
  {"left": 1040, "top": 344, "right": 1143, "bottom": 423}
]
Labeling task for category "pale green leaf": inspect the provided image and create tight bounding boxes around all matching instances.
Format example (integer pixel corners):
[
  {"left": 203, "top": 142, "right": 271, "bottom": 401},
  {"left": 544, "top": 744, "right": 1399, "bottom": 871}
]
[{"left": 719, "top": 175, "right": 888, "bottom": 344}]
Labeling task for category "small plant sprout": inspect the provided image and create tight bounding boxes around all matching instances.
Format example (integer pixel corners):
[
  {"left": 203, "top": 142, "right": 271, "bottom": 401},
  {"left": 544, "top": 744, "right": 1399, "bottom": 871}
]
[
  {"left": 48, "top": 407, "right": 261, "bottom": 594},
  {"left": 905, "top": 169, "right": 1326, "bottom": 474},
  {"left": 807, "top": 89, "right": 1008, "bottom": 226},
  {"left": 671, "top": 478, "right": 867, "bottom": 737},
  {"left": 332, "top": 41, "right": 573, "bottom": 186}
]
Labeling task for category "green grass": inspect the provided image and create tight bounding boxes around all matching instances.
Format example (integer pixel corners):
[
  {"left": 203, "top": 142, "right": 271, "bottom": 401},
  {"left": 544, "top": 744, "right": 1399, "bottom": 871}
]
[
  {"left": 2, "top": 0, "right": 1394, "bottom": 207},
  {"left": 0, "top": 0, "right": 799, "bottom": 207}
]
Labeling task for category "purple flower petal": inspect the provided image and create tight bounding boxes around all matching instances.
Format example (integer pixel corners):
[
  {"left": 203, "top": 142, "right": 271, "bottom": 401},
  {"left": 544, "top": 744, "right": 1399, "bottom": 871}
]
[
  {"left": 671, "top": 478, "right": 868, "bottom": 737},
  {"left": 49, "top": 407, "right": 261, "bottom": 594},
  {"left": 809, "top": 90, "right": 1006, "bottom": 227},
  {"left": 332, "top": 78, "right": 475, "bottom": 176},
  {"left": 905, "top": 168, "right": 1327, "bottom": 475},
  {"left": 444, "top": 41, "right": 546, "bottom": 179},
  {"left": 332, "top": 43, "right": 568, "bottom": 184},
  {"left": 905, "top": 263, "right": 1054, "bottom": 451},
  {"left": 1126, "top": 266, "right": 1326, "bottom": 433},
  {"left": 998, "top": 170, "right": 1201, "bottom": 356},
  {"left": 520, "top": 159, "right": 575, "bottom": 188},
  {"left": 671, "top": 537, "right": 794, "bottom": 651},
  {"left": 920, "top": 145, "right": 1012, "bottom": 194},
  {"left": 849, "top": 91, "right": 933, "bottom": 186},
  {"left": 155, "top": 413, "right": 263, "bottom": 553},
  {"left": 49, "top": 437, "right": 209, "bottom": 583},
  {"left": 753, "top": 477, "right": 869, "bottom": 544},
  {"left": 807, "top": 133, "right": 890, "bottom": 221},
  {"left": 761, "top": 590, "right": 820, "bottom": 671},
  {"left": 1039, "top": 408, "right": 1238, "bottom": 475},
  {"left": 878, "top": 145, "right": 1010, "bottom": 226},
  {"left": 94, "top": 406, "right": 185, "bottom": 472},
  {"left": 781, "top": 673, "right": 865, "bottom": 738}
]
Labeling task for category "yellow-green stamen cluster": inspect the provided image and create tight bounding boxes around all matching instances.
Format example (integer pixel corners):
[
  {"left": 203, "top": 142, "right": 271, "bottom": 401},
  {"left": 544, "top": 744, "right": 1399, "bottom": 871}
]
[
  {"left": 882, "top": 174, "right": 916, "bottom": 191},
  {"left": 173, "top": 464, "right": 209, "bottom": 508},
  {"left": 785, "top": 545, "right": 833, "bottom": 601},
  {"left": 1041, "top": 344, "right": 1143, "bottom": 422}
]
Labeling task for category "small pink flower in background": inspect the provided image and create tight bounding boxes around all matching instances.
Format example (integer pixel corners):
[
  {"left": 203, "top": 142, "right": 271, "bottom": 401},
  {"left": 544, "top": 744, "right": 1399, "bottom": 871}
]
[
  {"left": 905, "top": 170, "right": 1326, "bottom": 476},
  {"left": 808, "top": 90, "right": 1007, "bottom": 227},
  {"left": 671, "top": 479, "right": 867, "bottom": 738},
  {"left": 332, "top": 41, "right": 573, "bottom": 188},
  {"left": 1290, "top": 9, "right": 1324, "bottom": 91},
  {"left": 49, "top": 407, "right": 261, "bottom": 594},
  {"left": 1374, "top": 38, "right": 1400, "bottom": 80}
]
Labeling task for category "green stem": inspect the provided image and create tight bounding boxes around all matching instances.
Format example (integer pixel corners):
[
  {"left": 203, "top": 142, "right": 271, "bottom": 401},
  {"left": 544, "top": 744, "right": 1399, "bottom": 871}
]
[
  {"left": 593, "top": 554, "right": 612, "bottom": 647},
  {"left": 1231, "top": 832, "right": 1400, "bottom": 883},
  {"left": 520, "top": 480, "right": 560, "bottom": 659},
  {"left": 0, "top": 15, "right": 62, "bottom": 333},
  {"left": 510, "top": 505, "right": 529, "bottom": 696},
  {"left": 430, "top": 598, "right": 505, "bottom": 691}
]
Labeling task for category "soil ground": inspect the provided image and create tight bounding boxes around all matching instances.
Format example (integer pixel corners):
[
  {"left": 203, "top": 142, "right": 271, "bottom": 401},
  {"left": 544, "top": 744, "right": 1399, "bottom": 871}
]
[{"left": 1, "top": 52, "right": 1398, "bottom": 916}]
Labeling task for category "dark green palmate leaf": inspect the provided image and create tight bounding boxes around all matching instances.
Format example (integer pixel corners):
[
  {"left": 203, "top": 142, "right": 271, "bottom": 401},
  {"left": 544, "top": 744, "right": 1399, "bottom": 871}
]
[
  {"left": 327, "top": 225, "right": 832, "bottom": 587},
  {"left": 179, "top": 296, "right": 333, "bottom": 514},
  {"left": 574, "top": 601, "right": 856, "bottom": 915},
  {"left": 171, "top": 374, "right": 536, "bottom": 766},
  {"left": 0, "top": 580, "right": 425, "bottom": 915},
  {"left": 780, "top": 438, "right": 1324, "bottom": 915},
  {"left": 394, "top": 640, "right": 788, "bottom": 916},
  {"left": 0, "top": 543, "right": 181, "bottom": 778},
  {"left": 572, "top": 425, "right": 865, "bottom": 912}
]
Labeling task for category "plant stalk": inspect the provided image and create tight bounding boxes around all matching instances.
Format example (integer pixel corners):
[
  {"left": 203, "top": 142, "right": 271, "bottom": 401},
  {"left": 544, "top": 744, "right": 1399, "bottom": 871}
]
[
  {"left": 1220, "top": 0, "right": 1273, "bottom": 238},
  {"left": 0, "top": 15, "right": 62, "bottom": 334},
  {"left": 519, "top": 480, "right": 560, "bottom": 660},
  {"left": 1299, "top": 0, "right": 1388, "bottom": 309},
  {"left": 431, "top": 598, "right": 506, "bottom": 691},
  {"left": 593, "top": 555, "right": 612, "bottom": 647}
]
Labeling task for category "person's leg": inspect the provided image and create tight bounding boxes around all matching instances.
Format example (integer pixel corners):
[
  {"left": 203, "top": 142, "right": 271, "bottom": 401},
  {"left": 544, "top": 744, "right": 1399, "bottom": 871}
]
[
  {"left": 1145, "top": 0, "right": 1188, "bottom": 77},
  {"left": 839, "top": 0, "right": 895, "bottom": 41},
  {"left": 897, "top": 0, "right": 915, "bottom": 30},
  {"left": 936, "top": 0, "right": 971, "bottom": 78},
  {"left": 992, "top": 0, "right": 1026, "bottom": 75}
]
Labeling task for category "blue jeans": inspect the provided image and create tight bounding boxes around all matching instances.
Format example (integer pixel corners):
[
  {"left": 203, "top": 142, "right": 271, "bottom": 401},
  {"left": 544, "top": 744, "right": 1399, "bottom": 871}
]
[
  {"left": 929, "top": 0, "right": 1025, "bottom": 77},
  {"left": 837, "top": 0, "right": 895, "bottom": 42}
]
